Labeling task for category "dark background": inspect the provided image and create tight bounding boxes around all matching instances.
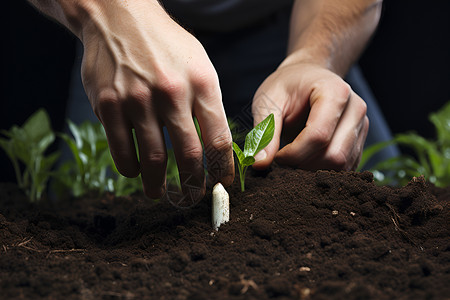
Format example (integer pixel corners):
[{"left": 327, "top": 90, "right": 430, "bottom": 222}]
[{"left": 2, "top": 0, "right": 450, "bottom": 182}]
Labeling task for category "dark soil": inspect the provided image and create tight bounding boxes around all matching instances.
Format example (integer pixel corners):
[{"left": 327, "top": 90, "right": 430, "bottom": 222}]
[{"left": 1, "top": 167, "right": 449, "bottom": 299}]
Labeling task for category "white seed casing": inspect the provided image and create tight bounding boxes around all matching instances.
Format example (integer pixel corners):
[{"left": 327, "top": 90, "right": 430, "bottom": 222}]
[{"left": 212, "top": 183, "right": 229, "bottom": 230}]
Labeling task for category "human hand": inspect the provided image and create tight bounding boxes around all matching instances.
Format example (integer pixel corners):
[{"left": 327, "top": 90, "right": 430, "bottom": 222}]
[
  {"left": 251, "top": 61, "right": 369, "bottom": 171},
  {"left": 79, "top": 1, "right": 234, "bottom": 201}
]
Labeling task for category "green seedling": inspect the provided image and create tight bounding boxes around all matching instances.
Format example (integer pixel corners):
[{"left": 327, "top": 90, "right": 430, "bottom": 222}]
[
  {"left": 56, "top": 120, "right": 145, "bottom": 197},
  {"left": 232, "top": 113, "right": 275, "bottom": 191},
  {"left": 359, "top": 102, "right": 450, "bottom": 187},
  {"left": 0, "top": 109, "right": 59, "bottom": 202},
  {"left": 57, "top": 119, "right": 183, "bottom": 198},
  {"left": 56, "top": 120, "right": 114, "bottom": 197}
]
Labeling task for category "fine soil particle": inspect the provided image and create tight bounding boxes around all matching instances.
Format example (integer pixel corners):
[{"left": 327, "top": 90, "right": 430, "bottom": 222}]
[{"left": 0, "top": 167, "right": 449, "bottom": 299}]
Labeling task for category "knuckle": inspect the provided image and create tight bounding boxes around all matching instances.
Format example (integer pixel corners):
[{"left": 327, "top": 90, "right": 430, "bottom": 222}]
[
  {"left": 190, "top": 67, "right": 220, "bottom": 97},
  {"left": 155, "top": 73, "right": 188, "bottom": 100},
  {"left": 128, "top": 84, "right": 152, "bottom": 106},
  {"left": 182, "top": 146, "right": 204, "bottom": 162},
  {"left": 319, "top": 78, "right": 352, "bottom": 108},
  {"left": 356, "top": 98, "right": 368, "bottom": 117},
  {"left": 338, "top": 81, "right": 352, "bottom": 98},
  {"left": 206, "top": 133, "right": 233, "bottom": 156},
  {"left": 93, "top": 89, "right": 121, "bottom": 118},
  {"left": 308, "top": 127, "right": 332, "bottom": 149},
  {"left": 326, "top": 149, "right": 349, "bottom": 171},
  {"left": 334, "top": 81, "right": 352, "bottom": 107},
  {"left": 143, "top": 151, "right": 167, "bottom": 167}
]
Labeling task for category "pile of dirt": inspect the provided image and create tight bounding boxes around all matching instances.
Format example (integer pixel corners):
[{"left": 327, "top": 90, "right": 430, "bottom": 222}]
[{"left": 0, "top": 167, "right": 449, "bottom": 299}]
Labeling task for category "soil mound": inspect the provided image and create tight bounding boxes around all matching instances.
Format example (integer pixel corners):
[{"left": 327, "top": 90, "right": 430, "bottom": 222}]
[{"left": 1, "top": 167, "right": 449, "bottom": 299}]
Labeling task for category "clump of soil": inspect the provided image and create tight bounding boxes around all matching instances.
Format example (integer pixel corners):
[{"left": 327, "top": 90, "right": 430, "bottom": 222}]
[{"left": 0, "top": 167, "right": 449, "bottom": 299}]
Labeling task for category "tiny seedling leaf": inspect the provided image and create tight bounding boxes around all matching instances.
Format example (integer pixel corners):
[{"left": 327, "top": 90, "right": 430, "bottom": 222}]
[
  {"left": 233, "top": 113, "right": 275, "bottom": 191},
  {"left": 232, "top": 142, "right": 245, "bottom": 164},
  {"left": 244, "top": 113, "right": 275, "bottom": 157}
]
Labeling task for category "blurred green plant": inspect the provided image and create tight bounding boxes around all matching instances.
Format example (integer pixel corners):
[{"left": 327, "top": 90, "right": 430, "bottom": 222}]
[
  {"left": 0, "top": 109, "right": 59, "bottom": 202},
  {"left": 359, "top": 102, "right": 450, "bottom": 187},
  {"left": 0, "top": 109, "right": 191, "bottom": 201},
  {"left": 55, "top": 120, "right": 144, "bottom": 197},
  {"left": 56, "top": 120, "right": 113, "bottom": 197}
]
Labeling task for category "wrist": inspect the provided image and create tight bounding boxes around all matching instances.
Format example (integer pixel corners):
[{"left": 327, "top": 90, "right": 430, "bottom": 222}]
[
  {"left": 58, "top": 0, "right": 169, "bottom": 42},
  {"left": 55, "top": 0, "right": 95, "bottom": 39},
  {"left": 279, "top": 49, "right": 332, "bottom": 72}
]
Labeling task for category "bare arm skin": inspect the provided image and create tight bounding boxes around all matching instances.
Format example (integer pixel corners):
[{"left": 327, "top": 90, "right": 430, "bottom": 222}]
[
  {"left": 252, "top": 0, "right": 382, "bottom": 171},
  {"left": 28, "top": 0, "right": 235, "bottom": 201}
]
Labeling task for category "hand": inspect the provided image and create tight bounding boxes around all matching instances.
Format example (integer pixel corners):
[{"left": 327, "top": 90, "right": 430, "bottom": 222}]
[
  {"left": 79, "top": 1, "right": 234, "bottom": 200},
  {"left": 251, "top": 61, "right": 369, "bottom": 171}
]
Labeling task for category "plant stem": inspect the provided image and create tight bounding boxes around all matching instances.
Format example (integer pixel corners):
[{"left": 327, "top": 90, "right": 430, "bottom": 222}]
[
  {"left": 239, "top": 165, "right": 247, "bottom": 192},
  {"left": 11, "top": 157, "right": 23, "bottom": 188}
]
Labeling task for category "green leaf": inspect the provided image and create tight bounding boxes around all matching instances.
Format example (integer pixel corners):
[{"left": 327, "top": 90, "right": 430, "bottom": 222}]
[
  {"left": 166, "top": 149, "right": 180, "bottom": 189},
  {"left": 22, "top": 109, "right": 52, "bottom": 143},
  {"left": 60, "top": 133, "right": 84, "bottom": 171},
  {"left": 36, "top": 132, "right": 55, "bottom": 154},
  {"left": 394, "top": 133, "right": 439, "bottom": 175},
  {"left": 193, "top": 117, "right": 203, "bottom": 148},
  {"left": 243, "top": 113, "right": 274, "bottom": 157},
  {"left": 429, "top": 101, "right": 450, "bottom": 146},
  {"left": 358, "top": 140, "right": 393, "bottom": 171},
  {"left": 242, "top": 156, "right": 255, "bottom": 167},
  {"left": 232, "top": 142, "right": 245, "bottom": 165},
  {"left": 232, "top": 114, "right": 276, "bottom": 192},
  {"left": 68, "top": 120, "right": 83, "bottom": 150}
]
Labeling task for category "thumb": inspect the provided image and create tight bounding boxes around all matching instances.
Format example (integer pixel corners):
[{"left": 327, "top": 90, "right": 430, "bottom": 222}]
[{"left": 251, "top": 93, "right": 283, "bottom": 170}]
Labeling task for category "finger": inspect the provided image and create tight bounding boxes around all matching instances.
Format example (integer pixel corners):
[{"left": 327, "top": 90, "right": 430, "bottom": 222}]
[
  {"left": 133, "top": 114, "right": 167, "bottom": 199},
  {"left": 194, "top": 93, "right": 234, "bottom": 188},
  {"left": 319, "top": 93, "right": 368, "bottom": 170},
  {"left": 120, "top": 84, "right": 168, "bottom": 199},
  {"left": 251, "top": 91, "right": 284, "bottom": 170},
  {"left": 352, "top": 116, "right": 370, "bottom": 171},
  {"left": 164, "top": 113, "right": 206, "bottom": 205},
  {"left": 95, "top": 95, "right": 140, "bottom": 178},
  {"left": 275, "top": 81, "right": 351, "bottom": 167}
]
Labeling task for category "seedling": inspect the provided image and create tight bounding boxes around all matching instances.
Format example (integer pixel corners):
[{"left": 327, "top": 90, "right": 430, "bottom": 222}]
[
  {"left": 0, "top": 109, "right": 59, "bottom": 202},
  {"left": 359, "top": 102, "right": 450, "bottom": 187},
  {"left": 232, "top": 113, "right": 275, "bottom": 191},
  {"left": 56, "top": 120, "right": 145, "bottom": 197}
]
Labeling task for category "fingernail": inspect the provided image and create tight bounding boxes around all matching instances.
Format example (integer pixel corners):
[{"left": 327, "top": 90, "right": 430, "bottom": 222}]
[{"left": 254, "top": 150, "right": 267, "bottom": 162}]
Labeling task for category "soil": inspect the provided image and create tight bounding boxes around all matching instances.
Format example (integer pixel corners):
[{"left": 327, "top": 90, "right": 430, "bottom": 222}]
[{"left": 0, "top": 167, "right": 449, "bottom": 299}]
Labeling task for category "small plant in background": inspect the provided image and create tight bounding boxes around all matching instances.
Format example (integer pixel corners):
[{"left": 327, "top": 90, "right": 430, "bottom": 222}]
[
  {"left": 0, "top": 108, "right": 187, "bottom": 201},
  {"left": 166, "top": 149, "right": 181, "bottom": 189},
  {"left": 56, "top": 120, "right": 146, "bottom": 197},
  {"left": 360, "top": 102, "right": 450, "bottom": 187},
  {"left": 56, "top": 120, "right": 114, "bottom": 197},
  {"left": 0, "top": 109, "right": 59, "bottom": 202},
  {"left": 108, "top": 161, "right": 143, "bottom": 197},
  {"left": 233, "top": 113, "right": 275, "bottom": 192}
]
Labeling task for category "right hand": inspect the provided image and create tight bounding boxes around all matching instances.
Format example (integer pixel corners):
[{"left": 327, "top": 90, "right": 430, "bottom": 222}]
[{"left": 77, "top": 0, "right": 234, "bottom": 201}]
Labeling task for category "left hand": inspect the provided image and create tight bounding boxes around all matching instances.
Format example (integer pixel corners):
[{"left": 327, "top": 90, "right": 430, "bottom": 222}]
[{"left": 251, "top": 61, "right": 369, "bottom": 171}]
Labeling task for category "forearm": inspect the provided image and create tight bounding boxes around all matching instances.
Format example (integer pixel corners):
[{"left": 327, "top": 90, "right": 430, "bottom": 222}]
[
  {"left": 283, "top": 0, "right": 382, "bottom": 76},
  {"left": 27, "top": 0, "right": 168, "bottom": 42}
]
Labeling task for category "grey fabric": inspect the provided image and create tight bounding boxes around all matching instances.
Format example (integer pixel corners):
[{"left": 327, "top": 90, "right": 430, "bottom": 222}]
[{"left": 161, "top": 0, "right": 293, "bottom": 32}]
